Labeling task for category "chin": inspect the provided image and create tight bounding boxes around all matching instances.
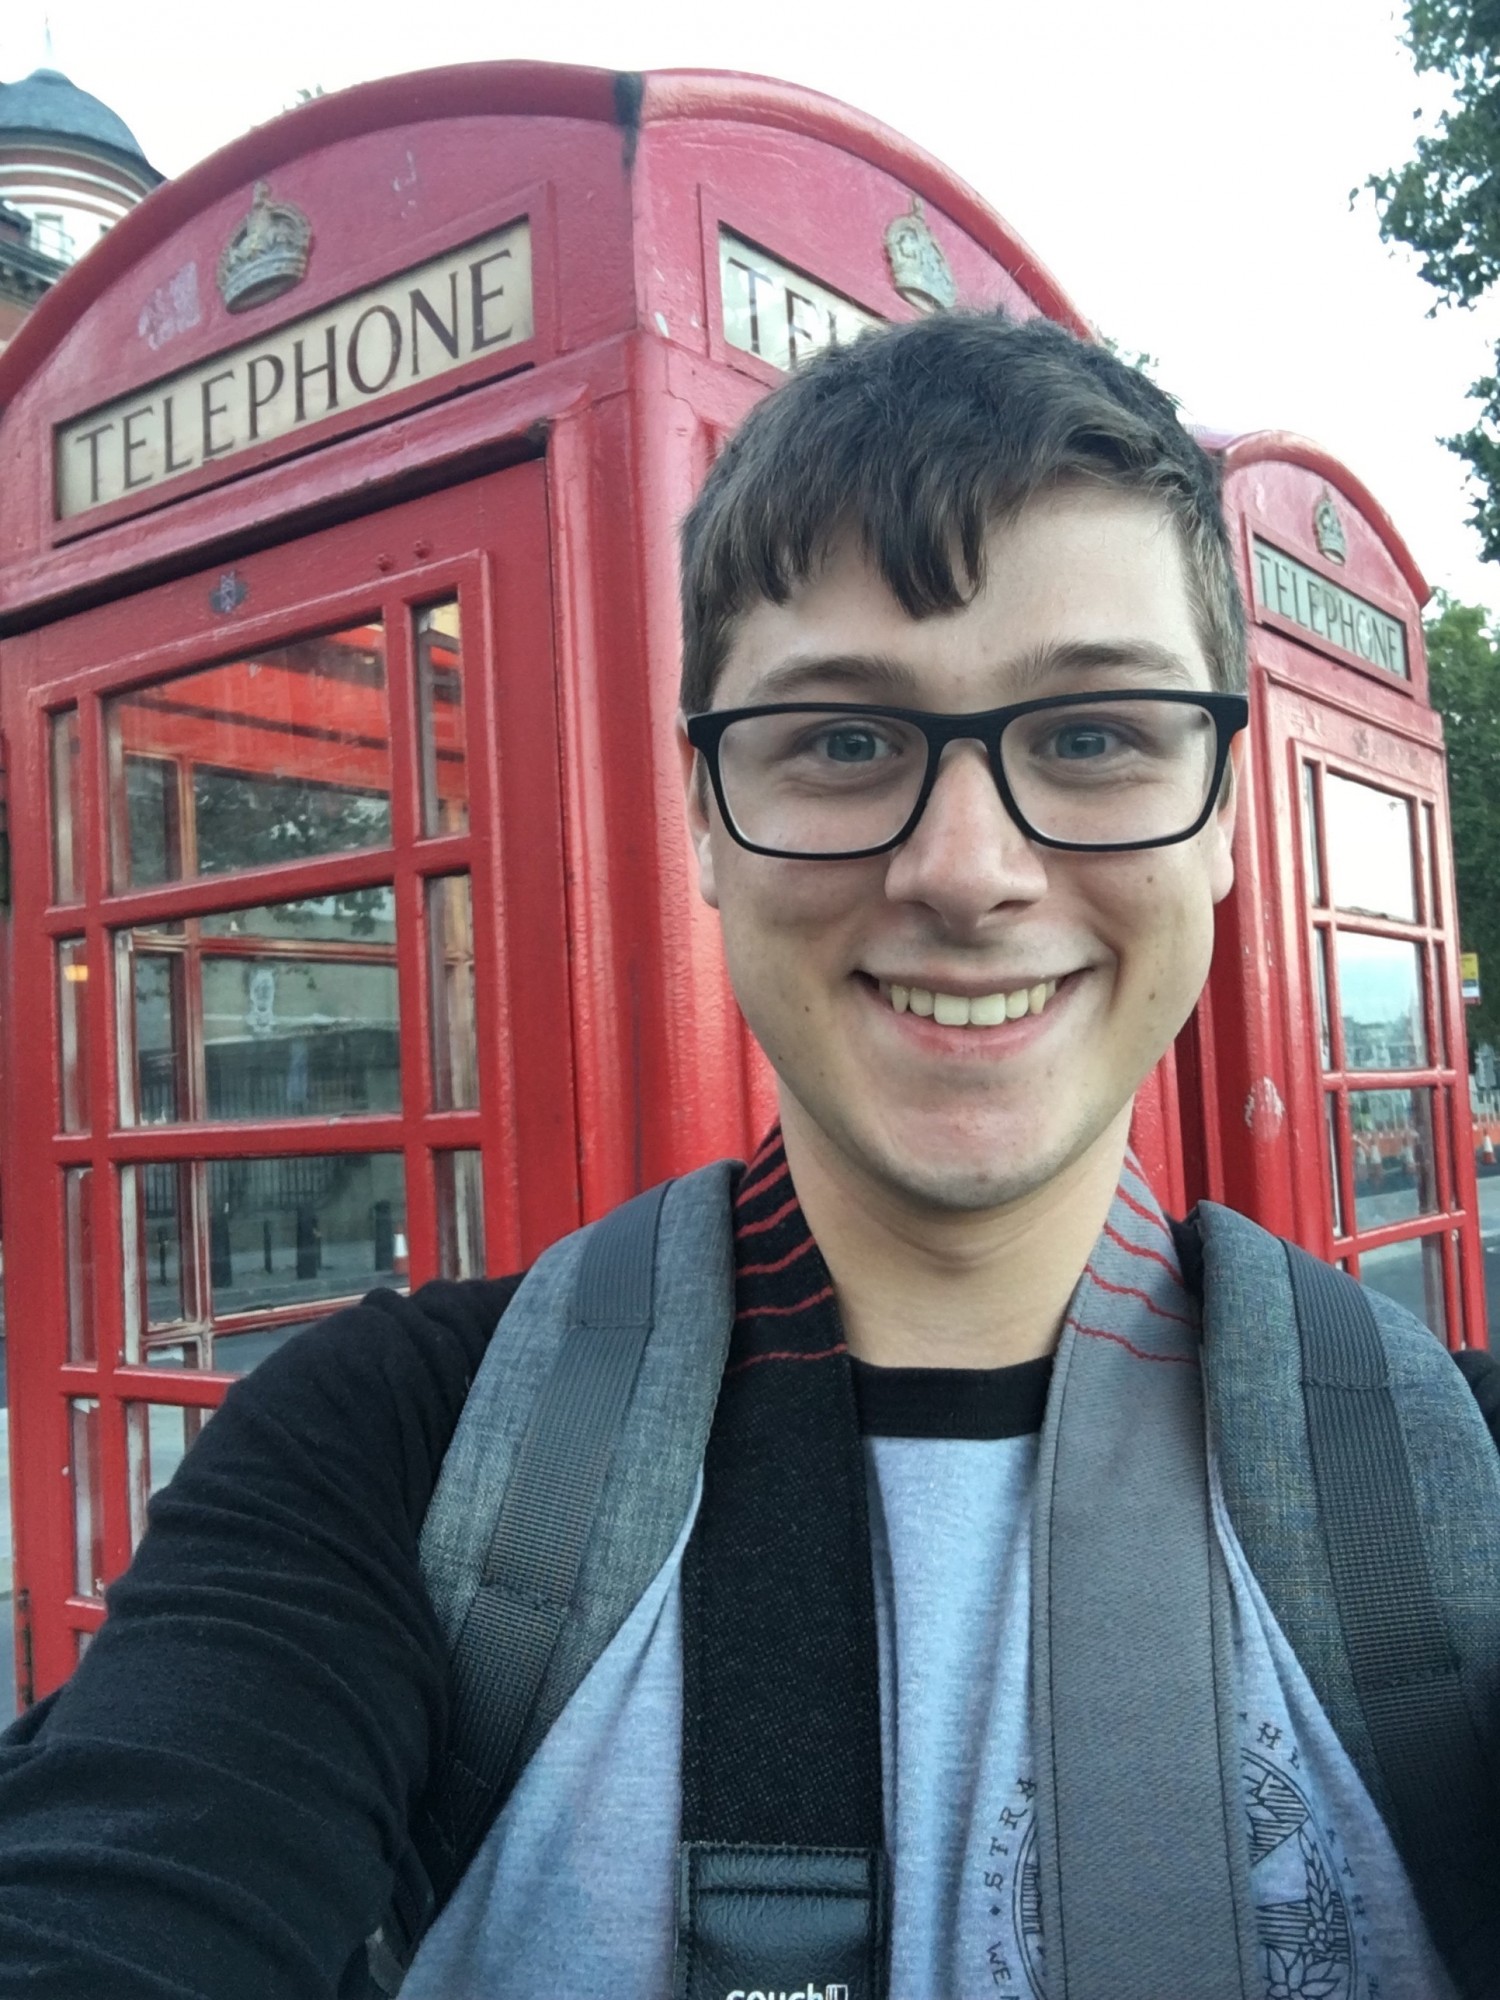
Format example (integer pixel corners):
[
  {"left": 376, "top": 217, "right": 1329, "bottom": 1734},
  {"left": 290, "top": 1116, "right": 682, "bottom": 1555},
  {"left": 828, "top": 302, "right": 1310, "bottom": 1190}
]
[{"left": 865, "top": 1128, "right": 1077, "bottom": 1215}]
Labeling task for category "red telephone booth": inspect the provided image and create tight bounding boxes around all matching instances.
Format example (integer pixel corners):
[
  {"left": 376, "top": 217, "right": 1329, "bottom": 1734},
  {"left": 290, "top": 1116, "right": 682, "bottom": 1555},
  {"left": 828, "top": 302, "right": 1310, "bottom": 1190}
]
[
  {"left": 0, "top": 65, "right": 1091, "bottom": 1700},
  {"left": 1180, "top": 433, "right": 1488, "bottom": 1348}
]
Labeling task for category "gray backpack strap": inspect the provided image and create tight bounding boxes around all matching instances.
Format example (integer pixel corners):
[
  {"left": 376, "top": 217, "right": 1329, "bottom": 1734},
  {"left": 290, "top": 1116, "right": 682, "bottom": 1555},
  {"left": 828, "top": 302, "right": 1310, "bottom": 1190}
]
[
  {"left": 1197, "top": 1201, "right": 1500, "bottom": 1998},
  {"left": 422, "top": 1179, "right": 670, "bottom": 1890},
  {"left": 1285, "top": 1242, "right": 1500, "bottom": 1997},
  {"left": 369, "top": 1163, "right": 739, "bottom": 1991},
  {"left": 1032, "top": 1290, "right": 1257, "bottom": 1999}
]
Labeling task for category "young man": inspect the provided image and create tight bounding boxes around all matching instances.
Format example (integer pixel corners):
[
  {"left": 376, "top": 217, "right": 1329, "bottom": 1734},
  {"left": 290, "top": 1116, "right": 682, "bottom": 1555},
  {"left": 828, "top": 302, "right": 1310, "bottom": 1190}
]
[{"left": 0, "top": 314, "right": 1494, "bottom": 2000}]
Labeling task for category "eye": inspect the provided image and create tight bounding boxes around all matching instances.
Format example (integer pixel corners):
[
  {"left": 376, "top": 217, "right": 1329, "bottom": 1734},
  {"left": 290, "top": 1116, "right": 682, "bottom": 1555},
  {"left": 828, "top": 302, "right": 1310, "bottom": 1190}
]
[
  {"left": 1049, "top": 723, "right": 1120, "bottom": 761},
  {"left": 812, "top": 725, "right": 895, "bottom": 764}
]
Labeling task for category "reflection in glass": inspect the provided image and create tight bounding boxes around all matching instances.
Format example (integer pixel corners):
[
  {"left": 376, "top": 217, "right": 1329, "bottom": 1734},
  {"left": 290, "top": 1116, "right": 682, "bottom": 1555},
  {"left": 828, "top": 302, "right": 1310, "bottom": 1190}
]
[
  {"left": 120, "top": 891, "right": 402, "bottom": 1126},
  {"left": 132, "top": 952, "right": 182, "bottom": 1124},
  {"left": 416, "top": 599, "right": 469, "bottom": 837},
  {"left": 108, "top": 623, "right": 392, "bottom": 889},
  {"left": 1302, "top": 762, "right": 1323, "bottom": 907},
  {"left": 1351, "top": 1088, "right": 1438, "bottom": 1231},
  {"left": 1324, "top": 773, "right": 1416, "bottom": 920},
  {"left": 51, "top": 707, "right": 81, "bottom": 903},
  {"left": 429, "top": 876, "right": 478, "bottom": 1109},
  {"left": 436, "top": 1151, "right": 485, "bottom": 1278},
  {"left": 65, "top": 1167, "right": 95, "bottom": 1364},
  {"left": 127, "top": 1402, "right": 205, "bottom": 1548},
  {"left": 201, "top": 955, "right": 399, "bottom": 1121},
  {"left": 58, "top": 938, "right": 90, "bottom": 1132},
  {"left": 1337, "top": 934, "right": 1427, "bottom": 1071},
  {"left": 1359, "top": 1233, "right": 1447, "bottom": 1340},
  {"left": 207, "top": 1151, "right": 406, "bottom": 1317},
  {"left": 201, "top": 888, "right": 396, "bottom": 947},
  {"left": 124, "top": 756, "right": 180, "bottom": 888},
  {"left": 69, "top": 1398, "right": 105, "bottom": 1598},
  {"left": 1325, "top": 1095, "right": 1344, "bottom": 1238}
]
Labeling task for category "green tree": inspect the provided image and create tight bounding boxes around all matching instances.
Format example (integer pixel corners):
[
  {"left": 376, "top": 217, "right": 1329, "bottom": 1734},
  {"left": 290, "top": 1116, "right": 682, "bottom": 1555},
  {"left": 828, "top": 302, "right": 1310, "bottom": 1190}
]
[
  {"left": 1425, "top": 596, "right": 1500, "bottom": 1047},
  {"left": 1368, "top": 1, "right": 1500, "bottom": 557}
]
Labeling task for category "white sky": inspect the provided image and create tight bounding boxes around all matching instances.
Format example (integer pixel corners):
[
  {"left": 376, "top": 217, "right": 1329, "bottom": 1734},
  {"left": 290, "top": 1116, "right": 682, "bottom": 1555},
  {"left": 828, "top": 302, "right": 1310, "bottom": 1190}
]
[{"left": 5, "top": 0, "right": 1499, "bottom": 623}]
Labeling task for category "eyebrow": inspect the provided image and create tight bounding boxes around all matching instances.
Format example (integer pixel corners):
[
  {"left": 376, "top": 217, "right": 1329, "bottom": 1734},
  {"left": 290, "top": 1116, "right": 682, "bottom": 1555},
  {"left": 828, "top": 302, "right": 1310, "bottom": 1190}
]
[
  {"left": 738, "top": 639, "right": 1204, "bottom": 706},
  {"left": 741, "top": 654, "right": 926, "bottom": 703}
]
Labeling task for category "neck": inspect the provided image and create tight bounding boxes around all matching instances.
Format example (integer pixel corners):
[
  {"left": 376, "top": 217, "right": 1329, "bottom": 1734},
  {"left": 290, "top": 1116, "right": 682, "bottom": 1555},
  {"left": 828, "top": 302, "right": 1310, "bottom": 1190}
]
[{"left": 779, "top": 1107, "right": 1132, "bottom": 1369}]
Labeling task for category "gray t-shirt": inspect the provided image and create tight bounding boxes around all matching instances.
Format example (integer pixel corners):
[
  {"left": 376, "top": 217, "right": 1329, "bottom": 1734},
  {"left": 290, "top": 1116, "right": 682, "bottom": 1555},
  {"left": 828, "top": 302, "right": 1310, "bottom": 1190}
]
[{"left": 405, "top": 1442, "right": 1451, "bottom": 2000}]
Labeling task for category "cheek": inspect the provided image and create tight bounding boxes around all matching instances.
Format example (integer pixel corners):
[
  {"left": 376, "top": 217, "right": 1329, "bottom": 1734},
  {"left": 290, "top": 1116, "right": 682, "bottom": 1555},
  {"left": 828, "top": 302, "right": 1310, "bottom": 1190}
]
[{"left": 716, "top": 850, "right": 883, "bottom": 947}]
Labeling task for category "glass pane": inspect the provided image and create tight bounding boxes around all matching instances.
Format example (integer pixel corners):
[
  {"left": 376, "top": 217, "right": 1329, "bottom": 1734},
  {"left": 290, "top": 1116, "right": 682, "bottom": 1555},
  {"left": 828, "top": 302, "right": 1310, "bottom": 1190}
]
[
  {"left": 207, "top": 1151, "right": 406, "bottom": 1316},
  {"left": 1337, "top": 934, "right": 1427, "bottom": 1071},
  {"left": 65, "top": 1167, "right": 95, "bottom": 1365},
  {"left": 119, "top": 891, "right": 402, "bottom": 1126},
  {"left": 123, "top": 1163, "right": 190, "bottom": 1342},
  {"left": 1325, "top": 1094, "right": 1344, "bottom": 1238},
  {"left": 1351, "top": 1088, "right": 1438, "bottom": 1231},
  {"left": 1314, "top": 929, "right": 1332, "bottom": 1071},
  {"left": 58, "top": 938, "right": 90, "bottom": 1132},
  {"left": 108, "top": 623, "right": 391, "bottom": 889},
  {"left": 210, "top": 1321, "right": 314, "bottom": 1375},
  {"left": 127, "top": 1402, "right": 205, "bottom": 1548},
  {"left": 1359, "top": 1234, "right": 1447, "bottom": 1340},
  {"left": 131, "top": 950, "right": 183, "bottom": 1125},
  {"left": 416, "top": 599, "right": 469, "bottom": 837},
  {"left": 51, "top": 707, "right": 81, "bottom": 904},
  {"left": 1302, "top": 762, "right": 1323, "bottom": 907},
  {"left": 123, "top": 755, "right": 181, "bottom": 888},
  {"left": 435, "top": 1150, "right": 485, "bottom": 1278},
  {"left": 428, "top": 876, "right": 478, "bottom": 1110},
  {"left": 201, "top": 887, "right": 396, "bottom": 946},
  {"left": 1324, "top": 774, "right": 1416, "bottom": 921},
  {"left": 69, "top": 1398, "right": 105, "bottom": 1599},
  {"left": 202, "top": 955, "right": 399, "bottom": 1122},
  {"left": 1419, "top": 802, "right": 1437, "bottom": 926}
]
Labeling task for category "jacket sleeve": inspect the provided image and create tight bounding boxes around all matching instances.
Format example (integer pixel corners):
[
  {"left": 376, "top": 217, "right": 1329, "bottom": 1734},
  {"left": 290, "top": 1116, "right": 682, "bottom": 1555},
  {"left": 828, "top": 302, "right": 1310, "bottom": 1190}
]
[{"left": 0, "top": 1274, "right": 520, "bottom": 1999}]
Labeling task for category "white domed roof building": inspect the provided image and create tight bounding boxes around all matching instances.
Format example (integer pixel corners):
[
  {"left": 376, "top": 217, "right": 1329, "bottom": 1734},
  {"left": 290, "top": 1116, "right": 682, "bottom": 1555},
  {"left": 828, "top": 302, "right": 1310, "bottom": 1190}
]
[{"left": 0, "top": 67, "right": 161, "bottom": 349}]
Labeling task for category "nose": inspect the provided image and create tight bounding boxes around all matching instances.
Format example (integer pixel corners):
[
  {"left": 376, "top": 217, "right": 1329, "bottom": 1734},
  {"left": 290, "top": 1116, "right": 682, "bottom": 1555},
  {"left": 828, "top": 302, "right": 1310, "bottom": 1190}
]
[{"left": 882, "top": 739, "right": 1050, "bottom": 926}]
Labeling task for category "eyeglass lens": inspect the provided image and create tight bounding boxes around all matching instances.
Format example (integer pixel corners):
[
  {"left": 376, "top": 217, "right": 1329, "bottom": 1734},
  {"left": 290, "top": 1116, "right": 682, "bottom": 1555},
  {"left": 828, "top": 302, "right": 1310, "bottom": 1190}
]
[{"left": 714, "top": 699, "right": 1222, "bottom": 854}]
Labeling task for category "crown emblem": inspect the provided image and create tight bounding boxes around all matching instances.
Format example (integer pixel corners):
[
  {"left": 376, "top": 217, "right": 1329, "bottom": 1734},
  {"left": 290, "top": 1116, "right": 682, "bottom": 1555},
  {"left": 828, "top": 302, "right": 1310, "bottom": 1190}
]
[
  {"left": 1313, "top": 487, "right": 1347, "bottom": 565},
  {"left": 884, "top": 198, "right": 957, "bottom": 314},
  {"left": 217, "top": 182, "right": 313, "bottom": 313}
]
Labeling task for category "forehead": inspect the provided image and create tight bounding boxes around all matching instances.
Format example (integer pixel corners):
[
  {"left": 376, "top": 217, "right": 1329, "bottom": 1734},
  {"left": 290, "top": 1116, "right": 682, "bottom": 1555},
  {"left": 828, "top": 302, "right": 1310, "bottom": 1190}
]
[{"left": 713, "top": 486, "right": 1210, "bottom": 709}]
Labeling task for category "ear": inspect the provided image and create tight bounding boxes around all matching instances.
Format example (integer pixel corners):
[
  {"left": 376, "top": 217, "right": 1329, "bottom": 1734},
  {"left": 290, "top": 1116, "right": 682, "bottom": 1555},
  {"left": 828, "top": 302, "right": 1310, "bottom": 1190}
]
[
  {"left": 1207, "top": 732, "right": 1245, "bottom": 906},
  {"left": 677, "top": 713, "right": 720, "bottom": 910}
]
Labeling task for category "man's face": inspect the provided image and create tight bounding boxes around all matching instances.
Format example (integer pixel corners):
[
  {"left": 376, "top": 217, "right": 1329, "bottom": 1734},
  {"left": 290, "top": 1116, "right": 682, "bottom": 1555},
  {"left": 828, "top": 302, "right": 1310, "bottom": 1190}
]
[{"left": 680, "top": 486, "right": 1240, "bottom": 1216}]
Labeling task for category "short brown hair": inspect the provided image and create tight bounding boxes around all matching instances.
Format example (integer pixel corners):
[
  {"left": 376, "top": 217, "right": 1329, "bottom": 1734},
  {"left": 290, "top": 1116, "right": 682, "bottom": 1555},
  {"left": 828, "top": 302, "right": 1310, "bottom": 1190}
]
[{"left": 679, "top": 312, "right": 1246, "bottom": 708}]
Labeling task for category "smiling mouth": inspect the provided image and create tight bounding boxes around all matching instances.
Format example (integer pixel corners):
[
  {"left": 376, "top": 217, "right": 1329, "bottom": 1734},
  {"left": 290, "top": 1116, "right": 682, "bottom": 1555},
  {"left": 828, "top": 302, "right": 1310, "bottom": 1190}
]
[{"left": 875, "top": 976, "right": 1060, "bottom": 1027}]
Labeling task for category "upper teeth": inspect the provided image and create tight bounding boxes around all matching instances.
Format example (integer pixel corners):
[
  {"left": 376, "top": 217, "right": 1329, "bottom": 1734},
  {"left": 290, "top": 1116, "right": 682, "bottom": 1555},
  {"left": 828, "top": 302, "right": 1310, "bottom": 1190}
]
[{"left": 878, "top": 978, "right": 1059, "bottom": 1026}]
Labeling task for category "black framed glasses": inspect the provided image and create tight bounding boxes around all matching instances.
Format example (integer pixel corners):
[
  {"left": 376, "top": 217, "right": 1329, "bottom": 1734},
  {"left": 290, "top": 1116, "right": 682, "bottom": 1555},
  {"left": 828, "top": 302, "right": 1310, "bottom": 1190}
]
[{"left": 686, "top": 689, "right": 1249, "bottom": 859}]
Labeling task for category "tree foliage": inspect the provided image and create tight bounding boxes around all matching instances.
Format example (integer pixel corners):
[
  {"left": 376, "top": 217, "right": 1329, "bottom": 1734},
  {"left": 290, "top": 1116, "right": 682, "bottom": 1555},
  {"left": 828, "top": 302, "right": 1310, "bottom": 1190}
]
[
  {"left": 1425, "top": 596, "right": 1500, "bottom": 1046},
  {"left": 1369, "top": 1, "right": 1500, "bottom": 557}
]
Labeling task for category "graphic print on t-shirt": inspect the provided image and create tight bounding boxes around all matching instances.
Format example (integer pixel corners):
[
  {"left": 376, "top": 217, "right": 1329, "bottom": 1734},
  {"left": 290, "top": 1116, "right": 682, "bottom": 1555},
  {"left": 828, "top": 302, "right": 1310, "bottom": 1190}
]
[
  {"left": 976, "top": 1777, "right": 1044, "bottom": 2000},
  {"left": 980, "top": 1742, "right": 1362, "bottom": 2000},
  {"left": 1243, "top": 1713, "right": 1357, "bottom": 2000}
]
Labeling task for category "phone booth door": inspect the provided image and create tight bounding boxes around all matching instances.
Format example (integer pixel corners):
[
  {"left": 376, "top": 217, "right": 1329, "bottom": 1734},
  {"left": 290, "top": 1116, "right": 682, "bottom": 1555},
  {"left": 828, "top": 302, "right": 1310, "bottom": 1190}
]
[
  {"left": 1263, "top": 678, "right": 1486, "bottom": 1345},
  {"left": 4, "top": 462, "right": 574, "bottom": 1698}
]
